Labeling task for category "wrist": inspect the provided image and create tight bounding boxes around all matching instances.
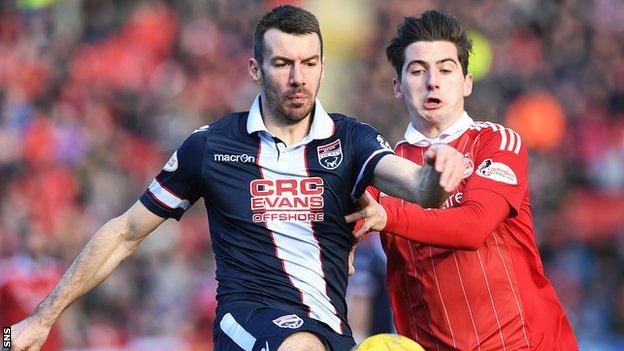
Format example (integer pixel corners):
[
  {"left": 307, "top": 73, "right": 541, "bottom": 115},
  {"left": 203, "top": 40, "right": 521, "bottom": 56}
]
[
  {"left": 381, "top": 204, "right": 396, "bottom": 232},
  {"left": 31, "top": 301, "right": 59, "bottom": 329}
]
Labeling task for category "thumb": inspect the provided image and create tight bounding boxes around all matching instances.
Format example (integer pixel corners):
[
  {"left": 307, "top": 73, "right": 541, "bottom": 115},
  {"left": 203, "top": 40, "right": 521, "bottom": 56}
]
[{"left": 424, "top": 149, "right": 436, "bottom": 165}]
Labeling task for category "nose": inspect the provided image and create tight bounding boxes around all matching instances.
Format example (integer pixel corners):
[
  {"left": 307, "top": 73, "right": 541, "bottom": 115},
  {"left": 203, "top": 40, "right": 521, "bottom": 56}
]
[
  {"left": 427, "top": 69, "right": 439, "bottom": 90},
  {"left": 290, "top": 62, "right": 305, "bottom": 86}
]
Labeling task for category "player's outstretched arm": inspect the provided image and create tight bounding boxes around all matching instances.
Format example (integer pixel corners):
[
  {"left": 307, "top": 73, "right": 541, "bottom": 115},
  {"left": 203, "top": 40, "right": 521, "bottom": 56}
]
[
  {"left": 371, "top": 144, "right": 464, "bottom": 208},
  {"left": 10, "top": 201, "right": 166, "bottom": 351}
]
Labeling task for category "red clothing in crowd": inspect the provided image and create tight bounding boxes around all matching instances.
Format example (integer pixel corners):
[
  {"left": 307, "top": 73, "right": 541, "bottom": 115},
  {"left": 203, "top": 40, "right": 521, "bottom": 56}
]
[
  {"left": 371, "top": 113, "right": 577, "bottom": 350},
  {"left": 0, "top": 256, "right": 63, "bottom": 351}
]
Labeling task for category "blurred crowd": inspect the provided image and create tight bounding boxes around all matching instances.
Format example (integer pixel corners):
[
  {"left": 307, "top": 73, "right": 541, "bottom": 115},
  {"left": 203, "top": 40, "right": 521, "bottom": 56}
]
[{"left": 0, "top": 0, "right": 623, "bottom": 350}]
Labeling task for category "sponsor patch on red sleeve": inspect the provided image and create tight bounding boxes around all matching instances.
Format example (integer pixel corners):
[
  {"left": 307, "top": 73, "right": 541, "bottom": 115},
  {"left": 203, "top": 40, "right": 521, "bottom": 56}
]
[{"left": 475, "top": 158, "right": 517, "bottom": 185}]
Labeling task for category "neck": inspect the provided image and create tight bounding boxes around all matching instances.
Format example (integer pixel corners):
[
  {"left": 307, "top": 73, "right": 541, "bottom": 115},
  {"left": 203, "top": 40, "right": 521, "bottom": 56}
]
[
  {"left": 261, "top": 105, "right": 313, "bottom": 146},
  {"left": 410, "top": 111, "right": 464, "bottom": 139}
]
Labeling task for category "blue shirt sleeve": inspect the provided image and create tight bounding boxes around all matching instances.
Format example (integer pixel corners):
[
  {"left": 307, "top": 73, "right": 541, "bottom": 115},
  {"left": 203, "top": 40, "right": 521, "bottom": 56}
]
[
  {"left": 140, "top": 129, "right": 207, "bottom": 220},
  {"left": 350, "top": 122, "right": 394, "bottom": 200}
]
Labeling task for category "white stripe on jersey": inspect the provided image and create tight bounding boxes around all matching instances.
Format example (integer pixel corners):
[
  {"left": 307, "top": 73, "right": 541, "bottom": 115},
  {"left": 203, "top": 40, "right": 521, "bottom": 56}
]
[
  {"left": 351, "top": 149, "right": 390, "bottom": 200},
  {"left": 257, "top": 136, "right": 342, "bottom": 334},
  {"left": 476, "top": 250, "right": 507, "bottom": 350},
  {"left": 148, "top": 179, "right": 190, "bottom": 210},
  {"left": 470, "top": 122, "right": 522, "bottom": 155},
  {"left": 513, "top": 131, "right": 522, "bottom": 155},
  {"left": 499, "top": 130, "right": 507, "bottom": 151},
  {"left": 220, "top": 313, "right": 256, "bottom": 351},
  {"left": 429, "top": 247, "right": 457, "bottom": 349},
  {"left": 492, "top": 234, "right": 530, "bottom": 348},
  {"left": 507, "top": 129, "right": 516, "bottom": 153},
  {"left": 452, "top": 252, "right": 482, "bottom": 349}
]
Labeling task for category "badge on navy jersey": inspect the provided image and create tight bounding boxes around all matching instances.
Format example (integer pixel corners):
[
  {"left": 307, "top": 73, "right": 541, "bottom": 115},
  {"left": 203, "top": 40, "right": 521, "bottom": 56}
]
[
  {"left": 163, "top": 151, "right": 178, "bottom": 172},
  {"left": 377, "top": 134, "right": 392, "bottom": 150},
  {"left": 272, "top": 314, "right": 304, "bottom": 329},
  {"left": 317, "top": 139, "right": 343, "bottom": 170}
]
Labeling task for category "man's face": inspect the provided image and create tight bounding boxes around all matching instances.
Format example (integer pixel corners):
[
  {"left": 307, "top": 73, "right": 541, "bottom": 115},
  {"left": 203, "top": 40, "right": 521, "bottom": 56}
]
[
  {"left": 250, "top": 28, "right": 324, "bottom": 125},
  {"left": 394, "top": 41, "right": 473, "bottom": 129}
]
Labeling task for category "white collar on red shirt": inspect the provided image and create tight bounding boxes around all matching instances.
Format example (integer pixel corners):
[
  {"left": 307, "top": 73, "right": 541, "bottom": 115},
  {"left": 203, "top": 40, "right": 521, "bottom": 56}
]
[
  {"left": 246, "top": 95, "right": 335, "bottom": 142},
  {"left": 404, "top": 112, "right": 474, "bottom": 147}
]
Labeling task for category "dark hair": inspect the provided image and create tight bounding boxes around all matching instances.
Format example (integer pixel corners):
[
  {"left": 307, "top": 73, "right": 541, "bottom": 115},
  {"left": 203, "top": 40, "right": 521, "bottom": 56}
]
[
  {"left": 386, "top": 10, "right": 472, "bottom": 79},
  {"left": 253, "top": 5, "right": 323, "bottom": 64}
]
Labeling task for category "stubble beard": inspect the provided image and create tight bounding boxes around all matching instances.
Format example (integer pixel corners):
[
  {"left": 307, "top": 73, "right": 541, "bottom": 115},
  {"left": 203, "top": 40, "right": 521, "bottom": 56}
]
[{"left": 262, "top": 80, "right": 319, "bottom": 126}]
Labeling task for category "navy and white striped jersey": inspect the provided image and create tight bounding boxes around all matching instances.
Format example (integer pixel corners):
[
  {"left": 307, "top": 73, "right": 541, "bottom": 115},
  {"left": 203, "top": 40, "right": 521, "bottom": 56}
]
[{"left": 140, "top": 96, "right": 393, "bottom": 337}]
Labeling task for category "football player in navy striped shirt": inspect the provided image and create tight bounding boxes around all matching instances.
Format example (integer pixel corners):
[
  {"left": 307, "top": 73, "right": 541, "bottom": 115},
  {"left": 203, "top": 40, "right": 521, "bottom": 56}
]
[{"left": 10, "top": 5, "right": 465, "bottom": 351}]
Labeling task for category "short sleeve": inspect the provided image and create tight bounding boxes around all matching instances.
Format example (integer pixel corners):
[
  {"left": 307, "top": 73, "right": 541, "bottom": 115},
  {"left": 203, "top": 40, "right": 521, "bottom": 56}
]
[
  {"left": 464, "top": 127, "right": 528, "bottom": 216},
  {"left": 140, "top": 129, "right": 207, "bottom": 220},
  {"left": 350, "top": 122, "right": 394, "bottom": 200}
]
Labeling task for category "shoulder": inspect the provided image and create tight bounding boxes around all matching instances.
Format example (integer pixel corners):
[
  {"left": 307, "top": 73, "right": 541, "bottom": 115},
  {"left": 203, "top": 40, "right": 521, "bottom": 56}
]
[
  {"left": 202, "top": 112, "right": 247, "bottom": 134},
  {"left": 329, "top": 113, "right": 358, "bottom": 128},
  {"left": 468, "top": 120, "right": 524, "bottom": 155},
  {"left": 188, "top": 112, "right": 248, "bottom": 142},
  {"left": 329, "top": 113, "right": 382, "bottom": 135}
]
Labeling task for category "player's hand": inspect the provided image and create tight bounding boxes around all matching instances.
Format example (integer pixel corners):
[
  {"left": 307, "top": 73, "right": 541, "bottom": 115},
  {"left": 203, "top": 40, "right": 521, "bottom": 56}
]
[
  {"left": 344, "top": 191, "right": 387, "bottom": 239},
  {"left": 9, "top": 316, "right": 51, "bottom": 351},
  {"left": 348, "top": 242, "right": 357, "bottom": 276},
  {"left": 425, "top": 144, "right": 464, "bottom": 193}
]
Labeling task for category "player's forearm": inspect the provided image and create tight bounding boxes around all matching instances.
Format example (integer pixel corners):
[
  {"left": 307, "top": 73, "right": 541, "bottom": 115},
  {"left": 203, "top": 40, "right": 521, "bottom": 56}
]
[
  {"left": 371, "top": 155, "right": 449, "bottom": 208},
  {"left": 383, "top": 189, "right": 508, "bottom": 250},
  {"left": 412, "top": 163, "right": 448, "bottom": 208},
  {"left": 31, "top": 216, "right": 141, "bottom": 327}
]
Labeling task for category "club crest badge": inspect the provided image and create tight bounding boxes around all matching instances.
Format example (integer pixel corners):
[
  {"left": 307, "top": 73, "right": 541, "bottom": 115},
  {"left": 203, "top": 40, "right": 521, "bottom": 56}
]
[
  {"left": 463, "top": 157, "right": 474, "bottom": 178},
  {"left": 317, "top": 139, "right": 343, "bottom": 170},
  {"left": 272, "top": 314, "right": 304, "bottom": 329},
  {"left": 163, "top": 151, "right": 178, "bottom": 172},
  {"left": 377, "top": 135, "right": 392, "bottom": 150}
]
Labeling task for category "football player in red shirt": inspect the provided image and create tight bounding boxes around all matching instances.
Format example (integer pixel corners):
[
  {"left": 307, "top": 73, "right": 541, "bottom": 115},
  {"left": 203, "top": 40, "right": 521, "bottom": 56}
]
[{"left": 347, "top": 10, "right": 578, "bottom": 351}]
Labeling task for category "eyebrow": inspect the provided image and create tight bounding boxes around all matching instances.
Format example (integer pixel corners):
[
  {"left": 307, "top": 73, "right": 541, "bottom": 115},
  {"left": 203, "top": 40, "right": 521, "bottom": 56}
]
[
  {"left": 271, "top": 54, "right": 320, "bottom": 63},
  {"left": 406, "top": 58, "right": 458, "bottom": 69}
]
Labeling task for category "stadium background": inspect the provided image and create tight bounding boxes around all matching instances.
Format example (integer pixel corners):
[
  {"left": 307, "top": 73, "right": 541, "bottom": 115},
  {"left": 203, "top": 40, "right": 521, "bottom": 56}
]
[{"left": 0, "top": 0, "right": 623, "bottom": 349}]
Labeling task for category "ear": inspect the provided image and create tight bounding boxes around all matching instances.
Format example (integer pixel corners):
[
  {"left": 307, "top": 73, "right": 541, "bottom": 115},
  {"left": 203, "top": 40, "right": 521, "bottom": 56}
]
[
  {"left": 463, "top": 73, "right": 473, "bottom": 97},
  {"left": 393, "top": 77, "right": 404, "bottom": 100},
  {"left": 320, "top": 56, "right": 326, "bottom": 84},
  {"left": 249, "top": 58, "right": 262, "bottom": 86}
]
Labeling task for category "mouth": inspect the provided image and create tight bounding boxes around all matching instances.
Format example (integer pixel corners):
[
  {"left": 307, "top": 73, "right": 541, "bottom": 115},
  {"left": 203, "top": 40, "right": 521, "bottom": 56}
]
[
  {"left": 286, "top": 91, "right": 310, "bottom": 105},
  {"left": 423, "top": 97, "right": 442, "bottom": 110}
]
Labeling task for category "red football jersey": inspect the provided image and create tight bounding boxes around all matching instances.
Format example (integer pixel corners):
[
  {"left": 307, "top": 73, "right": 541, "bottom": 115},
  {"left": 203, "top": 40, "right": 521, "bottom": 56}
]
[{"left": 375, "top": 114, "right": 577, "bottom": 350}]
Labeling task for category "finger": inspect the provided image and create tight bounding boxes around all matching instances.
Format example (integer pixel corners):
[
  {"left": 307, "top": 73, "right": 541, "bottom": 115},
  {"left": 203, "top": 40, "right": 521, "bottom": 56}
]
[
  {"left": 423, "top": 149, "right": 436, "bottom": 165},
  {"left": 354, "top": 222, "right": 370, "bottom": 239},
  {"left": 348, "top": 247, "right": 356, "bottom": 276},
  {"left": 448, "top": 154, "right": 464, "bottom": 191},
  {"left": 344, "top": 211, "right": 364, "bottom": 223},
  {"left": 440, "top": 152, "right": 463, "bottom": 191},
  {"left": 354, "top": 226, "right": 367, "bottom": 239},
  {"left": 451, "top": 156, "right": 464, "bottom": 189},
  {"left": 437, "top": 154, "right": 451, "bottom": 188},
  {"left": 350, "top": 219, "right": 365, "bottom": 236}
]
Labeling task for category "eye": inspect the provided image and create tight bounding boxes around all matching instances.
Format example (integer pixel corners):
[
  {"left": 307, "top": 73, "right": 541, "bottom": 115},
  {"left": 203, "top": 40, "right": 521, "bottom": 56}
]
[
  {"left": 411, "top": 69, "right": 425, "bottom": 75},
  {"left": 440, "top": 68, "right": 452, "bottom": 74},
  {"left": 274, "top": 62, "right": 288, "bottom": 68},
  {"left": 306, "top": 61, "right": 317, "bottom": 67}
]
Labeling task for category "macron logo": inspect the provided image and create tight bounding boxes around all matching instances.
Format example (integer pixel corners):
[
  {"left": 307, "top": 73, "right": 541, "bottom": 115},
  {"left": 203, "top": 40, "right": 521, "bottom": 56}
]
[{"left": 214, "top": 153, "right": 256, "bottom": 163}]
